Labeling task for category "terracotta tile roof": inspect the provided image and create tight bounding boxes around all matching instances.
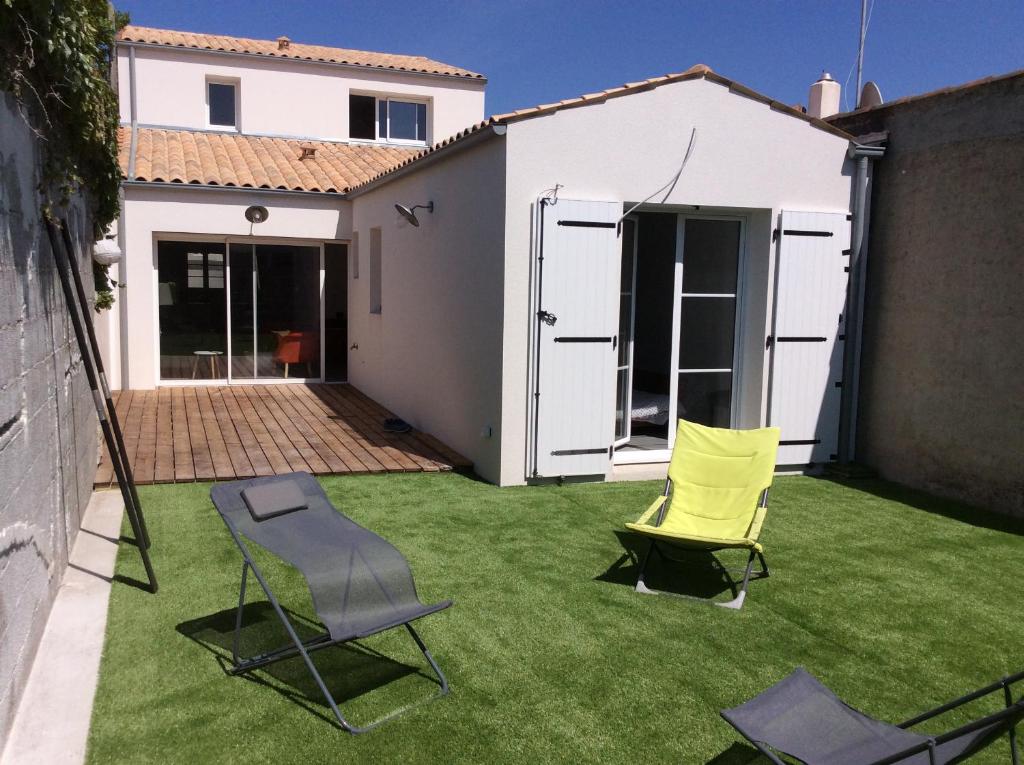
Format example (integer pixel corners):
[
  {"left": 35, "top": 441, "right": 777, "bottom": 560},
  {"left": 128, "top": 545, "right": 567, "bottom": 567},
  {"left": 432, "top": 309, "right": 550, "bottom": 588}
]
[
  {"left": 117, "top": 25, "right": 484, "bottom": 80},
  {"left": 119, "top": 127, "right": 417, "bottom": 193},
  {"left": 349, "top": 64, "right": 856, "bottom": 194}
]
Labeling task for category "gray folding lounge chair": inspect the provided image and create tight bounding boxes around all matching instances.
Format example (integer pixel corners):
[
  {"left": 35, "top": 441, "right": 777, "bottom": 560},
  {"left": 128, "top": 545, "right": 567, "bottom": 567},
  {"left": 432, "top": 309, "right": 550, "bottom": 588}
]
[
  {"left": 209, "top": 472, "right": 452, "bottom": 733},
  {"left": 722, "top": 667, "right": 1024, "bottom": 764}
]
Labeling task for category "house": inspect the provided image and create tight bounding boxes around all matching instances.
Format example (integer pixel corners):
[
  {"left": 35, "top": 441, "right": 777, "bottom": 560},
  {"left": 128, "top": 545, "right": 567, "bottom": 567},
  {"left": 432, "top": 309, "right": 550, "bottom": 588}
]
[
  {"left": 104, "top": 26, "right": 877, "bottom": 487},
  {"left": 104, "top": 25, "right": 486, "bottom": 389}
]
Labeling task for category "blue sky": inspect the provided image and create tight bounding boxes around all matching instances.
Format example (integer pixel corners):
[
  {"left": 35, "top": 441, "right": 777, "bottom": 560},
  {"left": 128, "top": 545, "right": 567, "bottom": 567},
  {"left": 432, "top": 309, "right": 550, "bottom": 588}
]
[{"left": 117, "top": 0, "right": 1023, "bottom": 116}]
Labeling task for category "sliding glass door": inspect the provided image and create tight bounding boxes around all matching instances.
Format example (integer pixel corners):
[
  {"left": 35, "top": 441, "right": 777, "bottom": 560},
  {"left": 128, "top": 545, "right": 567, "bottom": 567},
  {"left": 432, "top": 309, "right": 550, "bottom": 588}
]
[
  {"left": 227, "top": 243, "right": 321, "bottom": 380},
  {"left": 158, "top": 239, "right": 324, "bottom": 383},
  {"left": 157, "top": 241, "right": 227, "bottom": 380}
]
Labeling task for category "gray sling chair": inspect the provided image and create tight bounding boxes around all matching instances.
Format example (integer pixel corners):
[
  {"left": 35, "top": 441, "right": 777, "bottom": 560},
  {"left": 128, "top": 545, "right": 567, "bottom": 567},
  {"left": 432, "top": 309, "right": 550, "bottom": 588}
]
[
  {"left": 722, "top": 666, "right": 1024, "bottom": 764},
  {"left": 210, "top": 472, "right": 452, "bottom": 733}
]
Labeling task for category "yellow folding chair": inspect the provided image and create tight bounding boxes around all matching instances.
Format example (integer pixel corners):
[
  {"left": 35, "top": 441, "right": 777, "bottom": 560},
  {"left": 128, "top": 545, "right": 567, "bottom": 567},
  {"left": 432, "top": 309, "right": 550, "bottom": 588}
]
[{"left": 625, "top": 419, "right": 780, "bottom": 609}]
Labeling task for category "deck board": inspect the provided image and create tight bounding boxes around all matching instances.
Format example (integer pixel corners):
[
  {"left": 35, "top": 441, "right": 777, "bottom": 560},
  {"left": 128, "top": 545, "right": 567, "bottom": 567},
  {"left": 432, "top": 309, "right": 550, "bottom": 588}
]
[{"left": 96, "top": 384, "right": 467, "bottom": 487}]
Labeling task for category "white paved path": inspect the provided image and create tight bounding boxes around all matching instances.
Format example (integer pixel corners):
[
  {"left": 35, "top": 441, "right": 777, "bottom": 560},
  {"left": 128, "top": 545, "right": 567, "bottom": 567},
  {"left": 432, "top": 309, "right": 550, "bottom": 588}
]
[{"left": 1, "top": 491, "right": 124, "bottom": 765}]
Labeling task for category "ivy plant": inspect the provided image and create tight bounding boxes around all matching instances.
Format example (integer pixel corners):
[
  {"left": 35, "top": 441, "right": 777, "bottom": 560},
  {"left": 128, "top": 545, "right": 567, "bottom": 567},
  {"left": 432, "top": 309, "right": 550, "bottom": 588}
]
[{"left": 1, "top": 1, "right": 125, "bottom": 284}]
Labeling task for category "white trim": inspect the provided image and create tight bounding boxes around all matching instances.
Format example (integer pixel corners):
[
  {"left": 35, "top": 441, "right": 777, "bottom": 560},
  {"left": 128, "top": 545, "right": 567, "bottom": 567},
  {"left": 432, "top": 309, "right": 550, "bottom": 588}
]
[
  {"left": 158, "top": 377, "right": 322, "bottom": 387},
  {"left": 349, "top": 90, "right": 431, "bottom": 146},
  {"left": 667, "top": 215, "right": 684, "bottom": 449},
  {"left": 614, "top": 214, "right": 639, "bottom": 448},
  {"left": 615, "top": 449, "right": 672, "bottom": 465},
  {"left": 205, "top": 76, "right": 240, "bottom": 131}
]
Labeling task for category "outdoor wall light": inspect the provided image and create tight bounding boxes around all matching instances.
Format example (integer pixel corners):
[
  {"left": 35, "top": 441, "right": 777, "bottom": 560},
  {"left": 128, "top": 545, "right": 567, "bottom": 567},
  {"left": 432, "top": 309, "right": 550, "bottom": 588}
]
[
  {"left": 245, "top": 205, "right": 269, "bottom": 224},
  {"left": 394, "top": 201, "right": 433, "bottom": 227},
  {"left": 92, "top": 238, "right": 122, "bottom": 265}
]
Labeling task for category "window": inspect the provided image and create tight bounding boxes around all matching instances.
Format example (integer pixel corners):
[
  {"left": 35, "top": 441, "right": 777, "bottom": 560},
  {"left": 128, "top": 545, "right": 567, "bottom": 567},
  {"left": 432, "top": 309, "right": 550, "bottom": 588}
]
[
  {"left": 207, "top": 81, "right": 237, "bottom": 128},
  {"left": 369, "top": 228, "right": 382, "bottom": 314},
  {"left": 349, "top": 94, "right": 428, "bottom": 143},
  {"left": 349, "top": 95, "right": 376, "bottom": 139},
  {"left": 186, "top": 251, "right": 224, "bottom": 289}
]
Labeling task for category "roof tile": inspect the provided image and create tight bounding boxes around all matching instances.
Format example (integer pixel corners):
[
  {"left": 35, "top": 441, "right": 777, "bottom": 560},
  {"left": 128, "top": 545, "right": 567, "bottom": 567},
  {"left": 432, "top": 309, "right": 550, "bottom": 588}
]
[
  {"left": 117, "top": 25, "right": 484, "bottom": 80},
  {"left": 118, "top": 127, "right": 418, "bottom": 193}
]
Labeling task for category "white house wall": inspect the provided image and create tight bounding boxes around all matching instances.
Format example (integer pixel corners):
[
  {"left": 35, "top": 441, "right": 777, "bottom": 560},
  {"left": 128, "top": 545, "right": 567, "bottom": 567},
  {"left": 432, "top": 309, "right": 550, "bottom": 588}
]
[
  {"left": 500, "top": 76, "right": 856, "bottom": 484},
  {"left": 116, "top": 186, "right": 350, "bottom": 390},
  {"left": 117, "top": 46, "right": 486, "bottom": 145},
  {"left": 348, "top": 139, "right": 508, "bottom": 483}
]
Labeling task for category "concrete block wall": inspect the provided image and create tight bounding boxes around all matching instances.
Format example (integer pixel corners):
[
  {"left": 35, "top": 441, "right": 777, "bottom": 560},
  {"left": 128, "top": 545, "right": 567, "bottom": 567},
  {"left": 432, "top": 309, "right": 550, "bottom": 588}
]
[
  {"left": 0, "top": 93, "right": 98, "bottom": 742},
  {"left": 834, "top": 73, "right": 1024, "bottom": 517}
]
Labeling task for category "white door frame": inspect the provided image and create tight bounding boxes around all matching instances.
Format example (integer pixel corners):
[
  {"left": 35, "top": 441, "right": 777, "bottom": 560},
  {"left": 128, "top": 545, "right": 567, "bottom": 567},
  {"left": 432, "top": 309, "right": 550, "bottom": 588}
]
[
  {"left": 614, "top": 215, "right": 639, "bottom": 448},
  {"left": 614, "top": 211, "right": 748, "bottom": 465}
]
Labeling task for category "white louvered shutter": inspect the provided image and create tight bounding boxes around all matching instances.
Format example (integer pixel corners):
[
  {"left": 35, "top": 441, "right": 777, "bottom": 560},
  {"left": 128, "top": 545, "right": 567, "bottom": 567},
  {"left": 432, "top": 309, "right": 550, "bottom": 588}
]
[
  {"left": 768, "top": 211, "right": 851, "bottom": 466},
  {"left": 531, "top": 199, "right": 620, "bottom": 478}
]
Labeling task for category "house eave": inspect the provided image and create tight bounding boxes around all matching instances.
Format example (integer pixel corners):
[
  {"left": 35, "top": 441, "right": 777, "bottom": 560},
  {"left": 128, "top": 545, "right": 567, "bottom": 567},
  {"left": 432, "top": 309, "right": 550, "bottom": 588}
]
[
  {"left": 121, "top": 180, "right": 348, "bottom": 199},
  {"left": 115, "top": 40, "right": 488, "bottom": 86}
]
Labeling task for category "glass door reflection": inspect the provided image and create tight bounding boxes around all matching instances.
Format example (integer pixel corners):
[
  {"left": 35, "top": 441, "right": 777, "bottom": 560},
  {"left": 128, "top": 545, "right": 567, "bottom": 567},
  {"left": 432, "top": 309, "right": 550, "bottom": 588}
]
[{"left": 256, "top": 245, "right": 321, "bottom": 379}]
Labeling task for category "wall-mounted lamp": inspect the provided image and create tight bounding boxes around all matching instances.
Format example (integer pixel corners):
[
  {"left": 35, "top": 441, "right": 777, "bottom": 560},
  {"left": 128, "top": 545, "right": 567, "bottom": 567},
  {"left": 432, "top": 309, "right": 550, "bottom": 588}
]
[
  {"left": 92, "top": 238, "right": 122, "bottom": 265},
  {"left": 245, "top": 205, "right": 269, "bottom": 224},
  {"left": 394, "top": 201, "right": 433, "bottom": 227}
]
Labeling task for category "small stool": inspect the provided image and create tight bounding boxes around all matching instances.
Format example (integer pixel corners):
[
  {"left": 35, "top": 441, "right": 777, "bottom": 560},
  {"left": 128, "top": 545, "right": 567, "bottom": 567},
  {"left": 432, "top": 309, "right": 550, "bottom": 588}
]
[{"left": 192, "top": 350, "right": 224, "bottom": 379}]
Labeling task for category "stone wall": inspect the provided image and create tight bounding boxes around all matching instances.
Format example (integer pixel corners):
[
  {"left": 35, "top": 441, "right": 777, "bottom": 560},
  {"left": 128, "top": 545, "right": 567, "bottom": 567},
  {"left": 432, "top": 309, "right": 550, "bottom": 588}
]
[
  {"left": 834, "top": 73, "right": 1024, "bottom": 517},
  {"left": 0, "top": 93, "right": 98, "bottom": 741}
]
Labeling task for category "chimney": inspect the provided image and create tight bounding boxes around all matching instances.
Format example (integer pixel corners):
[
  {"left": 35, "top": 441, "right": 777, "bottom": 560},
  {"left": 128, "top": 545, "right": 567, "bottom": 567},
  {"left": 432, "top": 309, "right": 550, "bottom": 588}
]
[
  {"left": 277, "top": 36, "right": 291, "bottom": 50},
  {"left": 808, "top": 71, "right": 841, "bottom": 119}
]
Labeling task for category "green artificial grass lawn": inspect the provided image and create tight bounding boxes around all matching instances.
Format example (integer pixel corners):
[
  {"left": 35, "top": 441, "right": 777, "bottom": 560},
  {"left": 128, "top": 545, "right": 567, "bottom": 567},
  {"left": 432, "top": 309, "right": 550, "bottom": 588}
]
[{"left": 87, "top": 474, "right": 1023, "bottom": 764}]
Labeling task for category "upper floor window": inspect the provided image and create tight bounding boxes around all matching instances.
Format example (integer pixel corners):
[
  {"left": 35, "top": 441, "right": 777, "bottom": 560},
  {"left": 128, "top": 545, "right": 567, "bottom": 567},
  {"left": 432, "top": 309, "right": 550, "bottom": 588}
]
[
  {"left": 349, "top": 94, "right": 427, "bottom": 143},
  {"left": 207, "top": 80, "right": 238, "bottom": 129}
]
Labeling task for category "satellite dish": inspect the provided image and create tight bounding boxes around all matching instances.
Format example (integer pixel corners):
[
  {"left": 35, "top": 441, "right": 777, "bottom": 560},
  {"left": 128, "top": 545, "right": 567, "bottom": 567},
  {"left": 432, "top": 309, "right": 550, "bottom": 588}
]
[
  {"left": 245, "top": 205, "right": 269, "bottom": 224},
  {"left": 860, "top": 81, "right": 883, "bottom": 109},
  {"left": 395, "top": 203, "right": 420, "bottom": 227}
]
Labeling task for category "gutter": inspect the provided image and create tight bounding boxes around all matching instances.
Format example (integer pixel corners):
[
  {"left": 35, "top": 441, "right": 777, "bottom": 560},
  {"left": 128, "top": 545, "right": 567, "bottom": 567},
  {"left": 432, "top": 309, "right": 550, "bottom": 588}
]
[
  {"left": 838, "top": 141, "right": 886, "bottom": 463},
  {"left": 126, "top": 46, "right": 138, "bottom": 181},
  {"left": 346, "top": 124, "right": 507, "bottom": 198},
  {"left": 116, "top": 40, "right": 488, "bottom": 85},
  {"left": 121, "top": 181, "right": 347, "bottom": 199}
]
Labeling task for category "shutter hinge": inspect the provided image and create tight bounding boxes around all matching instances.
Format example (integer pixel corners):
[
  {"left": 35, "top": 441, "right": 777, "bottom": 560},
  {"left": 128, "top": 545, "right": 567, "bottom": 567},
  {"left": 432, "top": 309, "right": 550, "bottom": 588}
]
[
  {"left": 537, "top": 310, "right": 557, "bottom": 326},
  {"left": 765, "top": 335, "right": 773, "bottom": 349},
  {"left": 772, "top": 228, "right": 779, "bottom": 242}
]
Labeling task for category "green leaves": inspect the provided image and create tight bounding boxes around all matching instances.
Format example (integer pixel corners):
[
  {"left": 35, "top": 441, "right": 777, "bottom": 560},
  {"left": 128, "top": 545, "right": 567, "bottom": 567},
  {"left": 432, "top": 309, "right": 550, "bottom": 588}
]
[{"left": 0, "top": 1, "right": 125, "bottom": 230}]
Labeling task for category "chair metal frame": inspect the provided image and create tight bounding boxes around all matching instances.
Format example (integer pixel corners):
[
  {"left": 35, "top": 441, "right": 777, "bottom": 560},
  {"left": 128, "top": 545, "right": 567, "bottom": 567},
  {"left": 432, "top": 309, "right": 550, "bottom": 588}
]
[
  {"left": 733, "top": 669, "right": 1023, "bottom": 765},
  {"left": 634, "top": 479, "right": 770, "bottom": 610},
  {"left": 219, "top": 512, "right": 449, "bottom": 734}
]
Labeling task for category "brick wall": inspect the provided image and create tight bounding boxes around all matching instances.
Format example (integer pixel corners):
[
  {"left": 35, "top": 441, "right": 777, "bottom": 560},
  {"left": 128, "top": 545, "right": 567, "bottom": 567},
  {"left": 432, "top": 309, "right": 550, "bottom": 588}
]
[{"left": 0, "top": 93, "right": 99, "bottom": 741}]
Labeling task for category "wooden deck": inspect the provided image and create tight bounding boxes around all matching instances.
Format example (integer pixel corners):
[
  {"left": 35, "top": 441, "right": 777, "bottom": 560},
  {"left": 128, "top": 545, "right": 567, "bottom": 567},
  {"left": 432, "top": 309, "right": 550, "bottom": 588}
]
[{"left": 95, "top": 384, "right": 472, "bottom": 487}]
